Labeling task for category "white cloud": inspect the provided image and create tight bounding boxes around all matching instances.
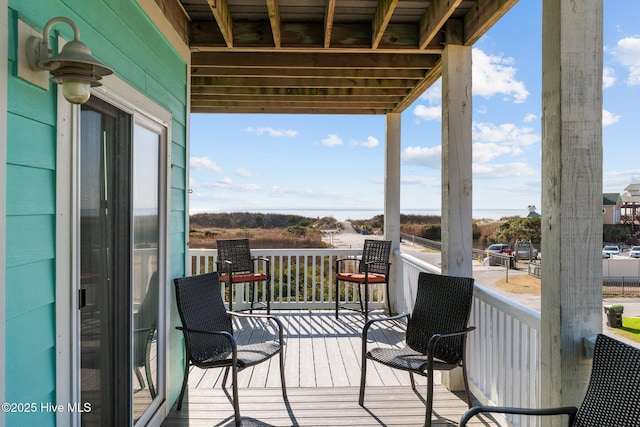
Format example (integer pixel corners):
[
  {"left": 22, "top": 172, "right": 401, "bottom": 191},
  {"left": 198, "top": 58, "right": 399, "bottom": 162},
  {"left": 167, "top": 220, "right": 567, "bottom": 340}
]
[
  {"left": 612, "top": 36, "right": 640, "bottom": 85},
  {"left": 473, "top": 122, "right": 540, "bottom": 147},
  {"left": 418, "top": 80, "right": 442, "bottom": 104},
  {"left": 472, "top": 48, "right": 529, "bottom": 103},
  {"left": 603, "top": 109, "right": 621, "bottom": 126},
  {"left": 352, "top": 136, "right": 380, "bottom": 148},
  {"left": 320, "top": 134, "right": 343, "bottom": 147},
  {"left": 473, "top": 142, "right": 520, "bottom": 163},
  {"left": 603, "top": 66, "right": 616, "bottom": 88},
  {"left": 413, "top": 104, "right": 442, "bottom": 121},
  {"left": 401, "top": 175, "right": 439, "bottom": 187},
  {"left": 190, "top": 156, "right": 222, "bottom": 173},
  {"left": 402, "top": 145, "right": 442, "bottom": 168},
  {"left": 218, "top": 176, "right": 233, "bottom": 185},
  {"left": 235, "top": 168, "right": 253, "bottom": 177},
  {"left": 473, "top": 162, "right": 536, "bottom": 178},
  {"left": 247, "top": 126, "right": 297, "bottom": 137},
  {"left": 523, "top": 113, "right": 537, "bottom": 123}
]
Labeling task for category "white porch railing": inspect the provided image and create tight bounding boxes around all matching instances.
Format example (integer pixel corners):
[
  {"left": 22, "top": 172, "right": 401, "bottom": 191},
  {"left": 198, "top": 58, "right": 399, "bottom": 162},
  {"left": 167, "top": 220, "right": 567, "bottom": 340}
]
[
  {"left": 394, "top": 250, "right": 542, "bottom": 427},
  {"left": 187, "top": 248, "right": 542, "bottom": 426},
  {"left": 188, "top": 248, "right": 388, "bottom": 310}
]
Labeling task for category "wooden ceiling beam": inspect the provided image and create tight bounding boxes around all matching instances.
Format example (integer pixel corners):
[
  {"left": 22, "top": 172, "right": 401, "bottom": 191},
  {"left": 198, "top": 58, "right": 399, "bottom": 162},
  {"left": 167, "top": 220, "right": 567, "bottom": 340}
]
[
  {"left": 192, "top": 51, "right": 439, "bottom": 69},
  {"left": 190, "top": 105, "right": 393, "bottom": 115},
  {"left": 191, "top": 76, "right": 418, "bottom": 88},
  {"left": 191, "top": 94, "right": 404, "bottom": 103},
  {"left": 266, "top": 0, "right": 281, "bottom": 48},
  {"left": 191, "top": 66, "right": 428, "bottom": 79},
  {"left": 207, "top": 0, "right": 233, "bottom": 47},
  {"left": 190, "top": 86, "right": 410, "bottom": 97},
  {"left": 324, "top": 0, "right": 336, "bottom": 48},
  {"left": 418, "top": 0, "right": 462, "bottom": 50},
  {"left": 464, "top": 0, "right": 519, "bottom": 45},
  {"left": 372, "top": 0, "right": 399, "bottom": 49}
]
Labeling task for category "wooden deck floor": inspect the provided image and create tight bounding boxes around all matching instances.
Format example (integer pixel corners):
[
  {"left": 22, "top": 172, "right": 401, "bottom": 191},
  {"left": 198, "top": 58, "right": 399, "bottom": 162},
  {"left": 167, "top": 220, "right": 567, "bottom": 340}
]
[{"left": 161, "top": 310, "right": 497, "bottom": 426}]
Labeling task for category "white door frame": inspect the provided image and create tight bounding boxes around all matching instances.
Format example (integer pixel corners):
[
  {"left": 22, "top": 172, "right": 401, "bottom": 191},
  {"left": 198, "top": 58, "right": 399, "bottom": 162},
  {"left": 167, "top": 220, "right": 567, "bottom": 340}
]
[{"left": 55, "top": 74, "right": 172, "bottom": 426}]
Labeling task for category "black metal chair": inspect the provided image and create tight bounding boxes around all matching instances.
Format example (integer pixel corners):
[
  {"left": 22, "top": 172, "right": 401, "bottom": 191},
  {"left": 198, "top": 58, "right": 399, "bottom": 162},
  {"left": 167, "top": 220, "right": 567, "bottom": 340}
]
[
  {"left": 359, "top": 272, "right": 475, "bottom": 427},
  {"left": 335, "top": 239, "right": 391, "bottom": 320},
  {"left": 216, "top": 238, "right": 271, "bottom": 313},
  {"left": 460, "top": 333, "right": 640, "bottom": 426},
  {"left": 173, "top": 272, "right": 286, "bottom": 426}
]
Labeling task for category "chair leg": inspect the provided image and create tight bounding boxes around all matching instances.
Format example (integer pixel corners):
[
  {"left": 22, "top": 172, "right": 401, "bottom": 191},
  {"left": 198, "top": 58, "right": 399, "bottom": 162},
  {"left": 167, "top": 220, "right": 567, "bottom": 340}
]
[
  {"left": 425, "top": 371, "right": 434, "bottom": 427},
  {"left": 462, "top": 362, "right": 472, "bottom": 408},
  {"left": 176, "top": 359, "right": 190, "bottom": 411},
  {"left": 409, "top": 372, "right": 416, "bottom": 391},
  {"left": 385, "top": 283, "right": 392, "bottom": 315},
  {"left": 228, "top": 281, "right": 234, "bottom": 312},
  {"left": 358, "top": 357, "right": 367, "bottom": 406},
  {"left": 232, "top": 366, "right": 241, "bottom": 426},
  {"left": 364, "top": 282, "right": 369, "bottom": 321},
  {"left": 249, "top": 282, "right": 255, "bottom": 314},
  {"left": 266, "top": 279, "right": 271, "bottom": 315},
  {"left": 222, "top": 366, "right": 230, "bottom": 388},
  {"left": 279, "top": 349, "right": 287, "bottom": 398},
  {"left": 335, "top": 278, "right": 340, "bottom": 319}
]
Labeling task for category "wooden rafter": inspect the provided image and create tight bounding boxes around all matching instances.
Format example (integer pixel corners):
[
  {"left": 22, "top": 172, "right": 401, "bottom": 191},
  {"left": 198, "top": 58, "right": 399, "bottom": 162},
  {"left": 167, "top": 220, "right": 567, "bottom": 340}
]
[
  {"left": 207, "top": 0, "right": 233, "bottom": 47},
  {"left": 171, "top": 0, "right": 522, "bottom": 114},
  {"left": 419, "top": 0, "right": 462, "bottom": 50},
  {"left": 464, "top": 0, "right": 519, "bottom": 45},
  {"left": 324, "top": 0, "right": 336, "bottom": 48},
  {"left": 266, "top": 0, "right": 281, "bottom": 48},
  {"left": 372, "top": 0, "right": 399, "bottom": 49}
]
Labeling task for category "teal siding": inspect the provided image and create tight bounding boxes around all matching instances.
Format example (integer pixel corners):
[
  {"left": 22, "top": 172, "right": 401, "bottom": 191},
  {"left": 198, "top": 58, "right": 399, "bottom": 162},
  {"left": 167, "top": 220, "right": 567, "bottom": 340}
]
[{"left": 6, "top": 0, "right": 189, "bottom": 423}]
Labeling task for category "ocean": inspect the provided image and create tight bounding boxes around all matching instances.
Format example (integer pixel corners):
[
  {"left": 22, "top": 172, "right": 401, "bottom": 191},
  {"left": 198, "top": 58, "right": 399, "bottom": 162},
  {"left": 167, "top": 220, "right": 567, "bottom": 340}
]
[{"left": 189, "top": 208, "right": 526, "bottom": 221}]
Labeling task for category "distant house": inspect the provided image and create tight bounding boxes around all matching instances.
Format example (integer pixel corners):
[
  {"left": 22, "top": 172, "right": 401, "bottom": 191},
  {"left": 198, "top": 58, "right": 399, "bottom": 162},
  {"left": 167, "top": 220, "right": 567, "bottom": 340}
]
[
  {"left": 522, "top": 205, "right": 541, "bottom": 218},
  {"left": 621, "top": 184, "right": 640, "bottom": 227},
  {"left": 603, "top": 193, "right": 622, "bottom": 225}
]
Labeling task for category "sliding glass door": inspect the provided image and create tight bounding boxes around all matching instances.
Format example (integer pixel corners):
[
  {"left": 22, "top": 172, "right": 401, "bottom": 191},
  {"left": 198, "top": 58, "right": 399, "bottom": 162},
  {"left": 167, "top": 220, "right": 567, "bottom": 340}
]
[{"left": 78, "top": 96, "right": 164, "bottom": 426}]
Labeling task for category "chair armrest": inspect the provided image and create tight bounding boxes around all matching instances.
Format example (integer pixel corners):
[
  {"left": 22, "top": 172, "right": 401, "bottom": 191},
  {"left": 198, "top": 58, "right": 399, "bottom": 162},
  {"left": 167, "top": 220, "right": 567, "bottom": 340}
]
[
  {"left": 426, "top": 326, "right": 475, "bottom": 354},
  {"left": 335, "top": 257, "right": 358, "bottom": 271},
  {"left": 361, "top": 313, "right": 410, "bottom": 357},
  {"left": 227, "top": 312, "right": 285, "bottom": 345},
  {"left": 252, "top": 257, "right": 271, "bottom": 276},
  {"left": 176, "top": 326, "right": 237, "bottom": 347},
  {"left": 460, "top": 405, "right": 578, "bottom": 426}
]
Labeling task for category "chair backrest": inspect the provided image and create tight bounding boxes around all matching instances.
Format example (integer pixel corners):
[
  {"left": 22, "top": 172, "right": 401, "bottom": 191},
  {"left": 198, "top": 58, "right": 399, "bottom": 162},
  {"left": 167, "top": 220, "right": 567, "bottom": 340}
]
[
  {"left": 573, "top": 334, "right": 640, "bottom": 426},
  {"left": 134, "top": 271, "right": 159, "bottom": 366},
  {"left": 406, "top": 272, "right": 475, "bottom": 364},
  {"left": 217, "top": 238, "right": 254, "bottom": 274},
  {"left": 174, "top": 272, "right": 233, "bottom": 363},
  {"left": 359, "top": 239, "right": 392, "bottom": 275}
]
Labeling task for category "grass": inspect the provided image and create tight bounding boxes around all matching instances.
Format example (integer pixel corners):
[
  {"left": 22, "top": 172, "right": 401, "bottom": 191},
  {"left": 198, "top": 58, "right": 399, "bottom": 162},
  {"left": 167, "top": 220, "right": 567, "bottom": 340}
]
[{"left": 614, "top": 317, "right": 640, "bottom": 343}]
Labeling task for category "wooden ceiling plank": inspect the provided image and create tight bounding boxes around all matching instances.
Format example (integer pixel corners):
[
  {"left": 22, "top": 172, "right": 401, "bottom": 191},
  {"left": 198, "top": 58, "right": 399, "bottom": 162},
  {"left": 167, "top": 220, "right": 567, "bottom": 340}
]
[
  {"left": 372, "top": 0, "right": 399, "bottom": 49},
  {"left": 191, "top": 76, "right": 418, "bottom": 88},
  {"left": 324, "top": 0, "right": 336, "bottom": 48},
  {"left": 418, "top": 0, "right": 462, "bottom": 50},
  {"left": 191, "top": 105, "right": 392, "bottom": 115},
  {"left": 464, "top": 0, "right": 519, "bottom": 45},
  {"left": 191, "top": 66, "right": 428, "bottom": 79},
  {"left": 190, "top": 86, "right": 410, "bottom": 96},
  {"left": 266, "top": 0, "right": 282, "bottom": 48},
  {"left": 206, "top": 0, "right": 234, "bottom": 47},
  {"left": 192, "top": 51, "right": 438, "bottom": 69}
]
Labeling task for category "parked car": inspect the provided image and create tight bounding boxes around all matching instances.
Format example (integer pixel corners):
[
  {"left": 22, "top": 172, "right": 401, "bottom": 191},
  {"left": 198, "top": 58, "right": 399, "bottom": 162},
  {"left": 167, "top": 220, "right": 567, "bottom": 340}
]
[
  {"left": 516, "top": 245, "right": 539, "bottom": 259},
  {"left": 629, "top": 246, "right": 640, "bottom": 259},
  {"left": 602, "top": 245, "right": 621, "bottom": 258},
  {"left": 486, "top": 243, "right": 513, "bottom": 256}
]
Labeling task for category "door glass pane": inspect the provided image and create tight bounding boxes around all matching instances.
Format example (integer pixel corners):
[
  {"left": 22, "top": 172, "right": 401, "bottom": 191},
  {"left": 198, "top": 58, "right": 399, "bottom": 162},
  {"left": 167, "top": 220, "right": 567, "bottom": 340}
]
[
  {"left": 79, "top": 101, "right": 131, "bottom": 426},
  {"left": 132, "top": 124, "right": 161, "bottom": 422}
]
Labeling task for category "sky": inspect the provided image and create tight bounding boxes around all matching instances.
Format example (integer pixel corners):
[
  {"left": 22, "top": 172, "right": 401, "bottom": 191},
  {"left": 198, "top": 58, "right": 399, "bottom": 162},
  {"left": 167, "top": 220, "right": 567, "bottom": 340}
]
[{"left": 188, "top": 2, "right": 640, "bottom": 220}]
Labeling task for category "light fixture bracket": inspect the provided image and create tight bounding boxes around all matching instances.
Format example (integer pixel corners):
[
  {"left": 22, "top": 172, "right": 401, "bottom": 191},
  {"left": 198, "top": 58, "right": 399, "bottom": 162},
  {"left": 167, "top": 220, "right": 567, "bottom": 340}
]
[{"left": 24, "top": 16, "right": 113, "bottom": 104}]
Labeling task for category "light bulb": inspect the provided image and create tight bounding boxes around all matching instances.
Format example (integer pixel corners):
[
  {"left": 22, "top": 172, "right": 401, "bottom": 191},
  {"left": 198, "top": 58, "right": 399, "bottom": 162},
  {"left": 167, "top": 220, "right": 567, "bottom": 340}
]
[{"left": 61, "top": 77, "right": 91, "bottom": 104}]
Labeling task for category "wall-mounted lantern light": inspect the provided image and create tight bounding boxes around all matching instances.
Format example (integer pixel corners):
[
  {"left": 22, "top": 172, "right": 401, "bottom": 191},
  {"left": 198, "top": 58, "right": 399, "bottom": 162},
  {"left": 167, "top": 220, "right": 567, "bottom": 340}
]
[{"left": 25, "top": 16, "right": 113, "bottom": 104}]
